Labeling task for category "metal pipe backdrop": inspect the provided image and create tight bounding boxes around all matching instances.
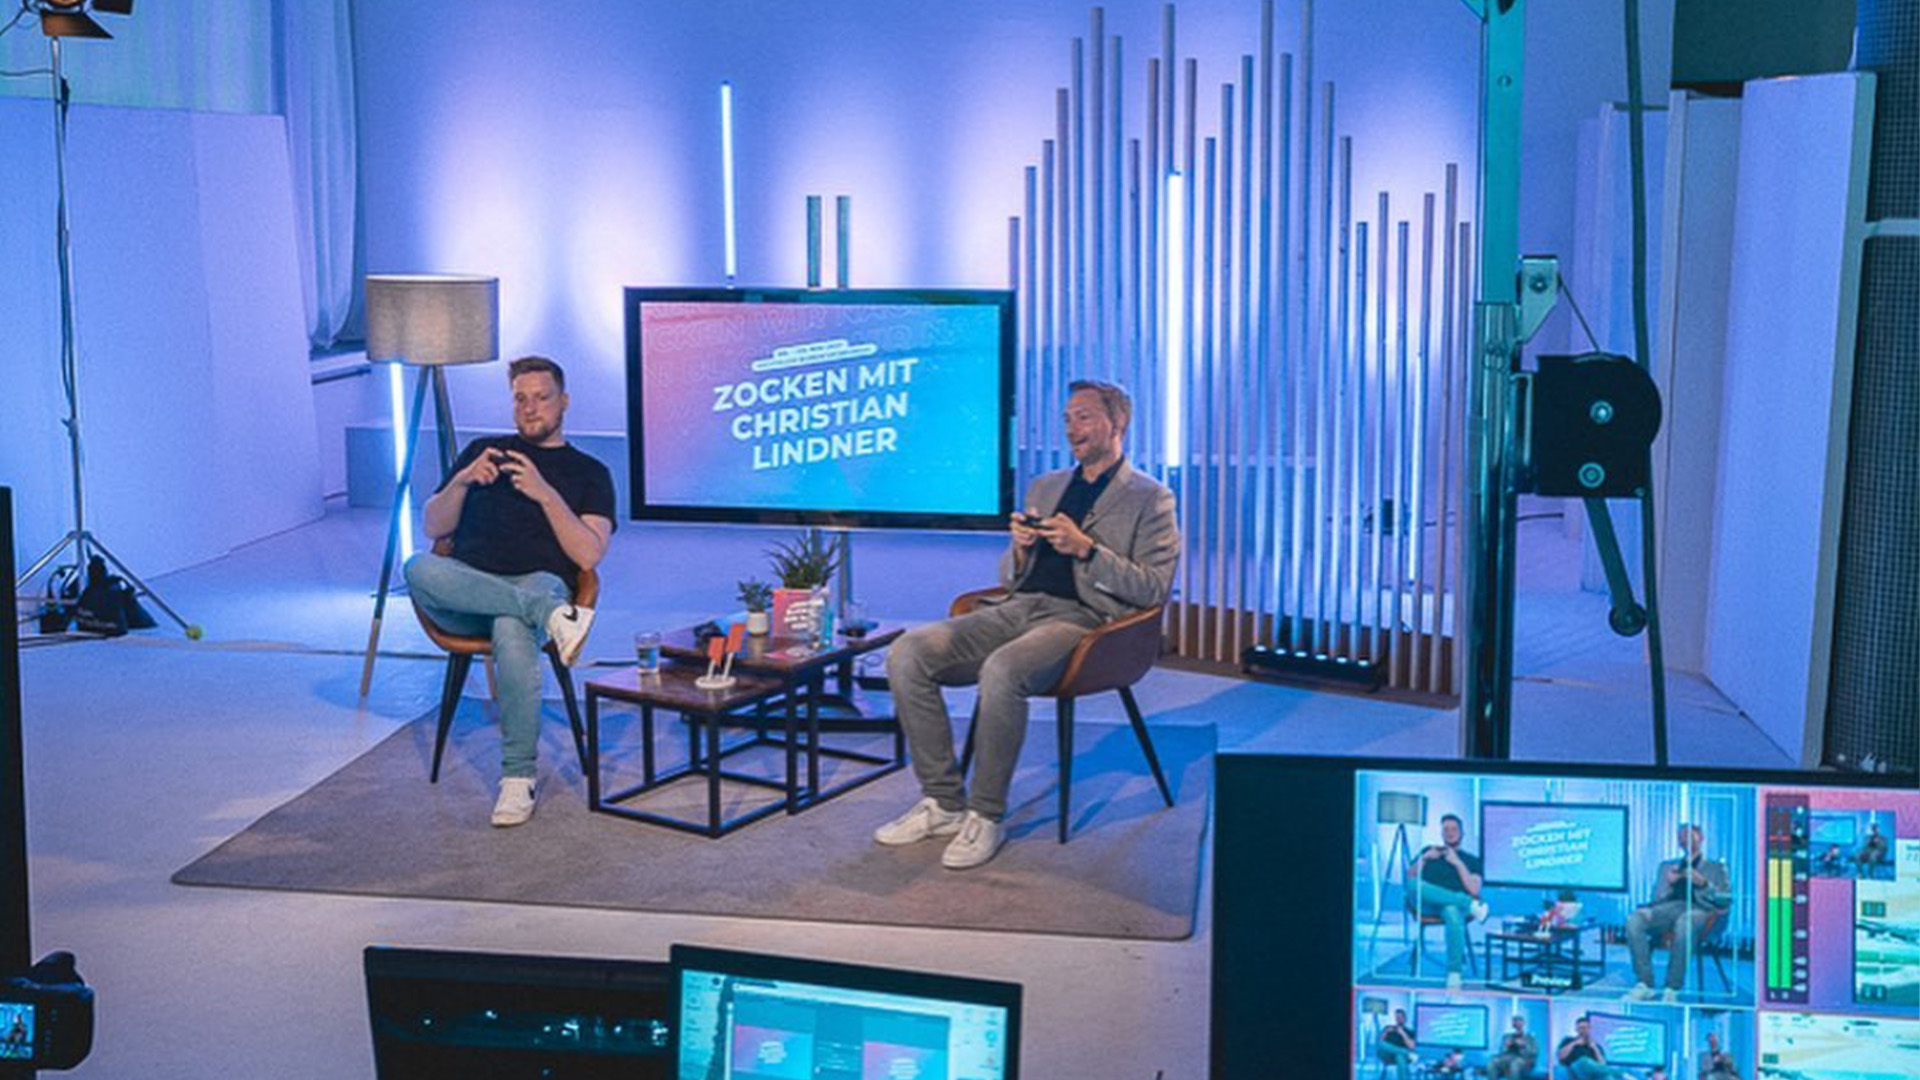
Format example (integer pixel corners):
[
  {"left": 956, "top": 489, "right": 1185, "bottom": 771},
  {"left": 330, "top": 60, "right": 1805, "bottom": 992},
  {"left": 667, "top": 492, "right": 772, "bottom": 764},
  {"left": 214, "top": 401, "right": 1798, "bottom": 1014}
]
[{"left": 1007, "top": 2, "right": 1469, "bottom": 695}]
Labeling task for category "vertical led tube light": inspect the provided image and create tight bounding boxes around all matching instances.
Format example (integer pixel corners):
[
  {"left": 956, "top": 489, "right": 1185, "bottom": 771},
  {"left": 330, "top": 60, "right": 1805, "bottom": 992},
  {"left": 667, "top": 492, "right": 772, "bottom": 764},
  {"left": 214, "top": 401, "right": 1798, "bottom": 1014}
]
[
  {"left": 1162, "top": 171, "right": 1187, "bottom": 472},
  {"left": 1055, "top": 88, "right": 1072, "bottom": 473},
  {"left": 387, "top": 364, "right": 415, "bottom": 559},
  {"left": 1199, "top": 135, "right": 1218, "bottom": 657},
  {"left": 1231, "top": 56, "right": 1254, "bottom": 659},
  {"left": 1128, "top": 138, "right": 1143, "bottom": 466},
  {"left": 1351, "top": 219, "right": 1370, "bottom": 653},
  {"left": 1272, "top": 51, "right": 1293, "bottom": 637},
  {"left": 1372, "top": 192, "right": 1389, "bottom": 660},
  {"left": 1393, "top": 219, "right": 1412, "bottom": 684},
  {"left": 1312, "top": 82, "right": 1335, "bottom": 654},
  {"left": 1252, "top": 1, "right": 1275, "bottom": 645},
  {"left": 805, "top": 195, "right": 823, "bottom": 289},
  {"left": 835, "top": 195, "right": 852, "bottom": 289},
  {"left": 1214, "top": 86, "right": 1234, "bottom": 661},
  {"left": 1413, "top": 192, "right": 1436, "bottom": 688},
  {"left": 1024, "top": 165, "right": 1040, "bottom": 486},
  {"left": 1333, "top": 136, "right": 1354, "bottom": 655},
  {"left": 1180, "top": 56, "right": 1198, "bottom": 650},
  {"left": 1111, "top": 38, "right": 1126, "bottom": 393},
  {"left": 721, "top": 81, "right": 738, "bottom": 285},
  {"left": 1289, "top": 0, "right": 1315, "bottom": 651},
  {"left": 1090, "top": 11, "right": 1105, "bottom": 383},
  {"left": 1041, "top": 140, "right": 1057, "bottom": 487}
]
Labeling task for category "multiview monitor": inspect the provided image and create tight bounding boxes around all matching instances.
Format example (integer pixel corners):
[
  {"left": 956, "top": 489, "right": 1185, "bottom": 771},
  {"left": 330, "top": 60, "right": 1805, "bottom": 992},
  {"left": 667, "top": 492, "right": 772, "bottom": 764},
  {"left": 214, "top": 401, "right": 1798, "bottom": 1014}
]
[
  {"left": 671, "top": 944, "right": 1021, "bottom": 1080},
  {"left": 624, "top": 287, "right": 1016, "bottom": 530},
  {"left": 1213, "top": 755, "right": 1919, "bottom": 1080}
]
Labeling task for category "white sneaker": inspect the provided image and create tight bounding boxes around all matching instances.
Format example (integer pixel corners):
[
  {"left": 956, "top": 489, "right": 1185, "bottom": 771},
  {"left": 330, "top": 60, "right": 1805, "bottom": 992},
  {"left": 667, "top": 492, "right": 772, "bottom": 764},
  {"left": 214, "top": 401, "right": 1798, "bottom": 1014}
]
[
  {"left": 1469, "top": 899, "right": 1490, "bottom": 923},
  {"left": 941, "top": 811, "right": 1006, "bottom": 870},
  {"left": 873, "top": 797, "right": 964, "bottom": 846},
  {"left": 1625, "top": 982, "right": 1655, "bottom": 1001},
  {"left": 545, "top": 603, "right": 594, "bottom": 667},
  {"left": 1661, "top": 987, "right": 1681, "bottom": 1004},
  {"left": 491, "top": 777, "right": 537, "bottom": 827},
  {"left": 1446, "top": 972, "right": 1463, "bottom": 991}
]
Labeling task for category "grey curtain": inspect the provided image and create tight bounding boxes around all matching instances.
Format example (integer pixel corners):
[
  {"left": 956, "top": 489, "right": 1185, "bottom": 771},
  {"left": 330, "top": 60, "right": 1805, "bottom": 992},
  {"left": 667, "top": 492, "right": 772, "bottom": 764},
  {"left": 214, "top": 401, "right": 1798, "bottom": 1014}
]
[{"left": 278, "top": 0, "right": 360, "bottom": 348}]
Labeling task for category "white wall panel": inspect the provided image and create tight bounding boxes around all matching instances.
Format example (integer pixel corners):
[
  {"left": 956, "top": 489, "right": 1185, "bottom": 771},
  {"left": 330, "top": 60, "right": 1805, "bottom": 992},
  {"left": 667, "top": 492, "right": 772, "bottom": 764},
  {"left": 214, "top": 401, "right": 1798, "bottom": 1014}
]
[{"left": 1705, "top": 72, "right": 1875, "bottom": 763}]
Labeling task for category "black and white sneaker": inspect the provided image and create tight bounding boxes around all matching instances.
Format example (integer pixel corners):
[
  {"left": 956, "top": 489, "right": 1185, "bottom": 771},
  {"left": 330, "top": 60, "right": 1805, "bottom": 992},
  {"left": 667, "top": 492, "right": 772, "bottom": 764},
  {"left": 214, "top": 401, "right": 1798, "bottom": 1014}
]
[{"left": 545, "top": 604, "right": 594, "bottom": 666}]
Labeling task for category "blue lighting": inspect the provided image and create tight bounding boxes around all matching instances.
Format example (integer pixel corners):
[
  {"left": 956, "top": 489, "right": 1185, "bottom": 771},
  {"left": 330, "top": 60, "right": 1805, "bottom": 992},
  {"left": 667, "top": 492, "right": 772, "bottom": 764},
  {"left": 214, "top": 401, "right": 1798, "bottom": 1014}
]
[
  {"left": 1161, "top": 171, "right": 1186, "bottom": 466},
  {"left": 721, "top": 81, "right": 738, "bottom": 284},
  {"left": 386, "top": 363, "right": 415, "bottom": 560}
]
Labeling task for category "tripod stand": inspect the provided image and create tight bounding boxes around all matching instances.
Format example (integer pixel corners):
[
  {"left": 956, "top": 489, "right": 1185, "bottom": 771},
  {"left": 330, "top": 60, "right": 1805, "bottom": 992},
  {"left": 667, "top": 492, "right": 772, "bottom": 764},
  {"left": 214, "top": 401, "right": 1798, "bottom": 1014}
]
[{"left": 13, "top": 36, "right": 199, "bottom": 639}]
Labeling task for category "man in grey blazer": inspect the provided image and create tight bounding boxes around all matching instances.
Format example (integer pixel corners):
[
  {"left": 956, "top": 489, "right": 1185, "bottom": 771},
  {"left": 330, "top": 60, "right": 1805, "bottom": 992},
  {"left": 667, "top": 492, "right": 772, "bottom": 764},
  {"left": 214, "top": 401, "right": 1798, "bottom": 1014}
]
[{"left": 877, "top": 379, "right": 1179, "bottom": 869}]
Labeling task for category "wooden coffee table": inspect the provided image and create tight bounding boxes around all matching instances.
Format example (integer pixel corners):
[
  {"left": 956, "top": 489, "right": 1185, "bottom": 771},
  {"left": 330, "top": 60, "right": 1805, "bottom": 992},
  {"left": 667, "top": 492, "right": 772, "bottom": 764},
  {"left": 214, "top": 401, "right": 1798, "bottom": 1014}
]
[{"left": 583, "top": 623, "right": 906, "bottom": 836}]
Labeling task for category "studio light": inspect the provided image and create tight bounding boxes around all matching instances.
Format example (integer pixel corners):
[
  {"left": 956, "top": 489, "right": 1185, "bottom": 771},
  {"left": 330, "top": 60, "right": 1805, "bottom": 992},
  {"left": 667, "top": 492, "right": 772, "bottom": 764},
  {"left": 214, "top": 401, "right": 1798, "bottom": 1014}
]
[{"left": 33, "top": 1, "right": 132, "bottom": 41}]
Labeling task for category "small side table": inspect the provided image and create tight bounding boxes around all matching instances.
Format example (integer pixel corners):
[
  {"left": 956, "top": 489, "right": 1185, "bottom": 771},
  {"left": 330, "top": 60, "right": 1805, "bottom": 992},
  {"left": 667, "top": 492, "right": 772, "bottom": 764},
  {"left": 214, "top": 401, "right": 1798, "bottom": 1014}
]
[
  {"left": 583, "top": 664, "right": 796, "bottom": 837},
  {"left": 1482, "top": 918, "right": 1608, "bottom": 994}
]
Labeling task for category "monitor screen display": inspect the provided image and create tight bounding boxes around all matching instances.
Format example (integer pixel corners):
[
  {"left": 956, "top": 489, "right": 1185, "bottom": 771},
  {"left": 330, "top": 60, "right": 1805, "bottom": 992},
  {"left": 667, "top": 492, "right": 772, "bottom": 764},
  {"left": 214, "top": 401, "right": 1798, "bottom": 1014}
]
[
  {"left": 363, "top": 946, "right": 672, "bottom": 1079},
  {"left": 1480, "top": 800, "right": 1631, "bottom": 892},
  {"left": 1211, "top": 756, "right": 1920, "bottom": 1080},
  {"left": 0, "top": 1002, "right": 33, "bottom": 1062},
  {"left": 671, "top": 945, "right": 1020, "bottom": 1080},
  {"left": 625, "top": 288, "right": 1015, "bottom": 529}
]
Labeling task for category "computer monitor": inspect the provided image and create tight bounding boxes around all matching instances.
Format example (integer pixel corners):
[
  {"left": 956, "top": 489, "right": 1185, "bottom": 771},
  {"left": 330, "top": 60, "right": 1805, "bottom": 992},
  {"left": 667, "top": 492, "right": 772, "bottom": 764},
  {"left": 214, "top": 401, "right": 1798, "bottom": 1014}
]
[
  {"left": 364, "top": 946, "right": 672, "bottom": 1079},
  {"left": 1211, "top": 755, "right": 1920, "bottom": 1080},
  {"left": 670, "top": 944, "right": 1021, "bottom": 1080},
  {"left": 624, "top": 287, "right": 1016, "bottom": 530}
]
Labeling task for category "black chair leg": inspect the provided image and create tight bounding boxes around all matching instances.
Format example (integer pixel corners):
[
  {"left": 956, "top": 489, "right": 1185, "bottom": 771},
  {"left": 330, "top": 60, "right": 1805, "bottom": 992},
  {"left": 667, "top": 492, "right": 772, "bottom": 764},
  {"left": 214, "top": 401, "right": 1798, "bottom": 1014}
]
[
  {"left": 1118, "top": 686, "right": 1174, "bottom": 807},
  {"left": 549, "top": 650, "right": 589, "bottom": 775},
  {"left": 430, "top": 653, "right": 473, "bottom": 783},
  {"left": 958, "top": 700, "right": 980, "bottom": 776},
  {"left": 1057, "top": 696, "right": 1075, "bottom": 843}
]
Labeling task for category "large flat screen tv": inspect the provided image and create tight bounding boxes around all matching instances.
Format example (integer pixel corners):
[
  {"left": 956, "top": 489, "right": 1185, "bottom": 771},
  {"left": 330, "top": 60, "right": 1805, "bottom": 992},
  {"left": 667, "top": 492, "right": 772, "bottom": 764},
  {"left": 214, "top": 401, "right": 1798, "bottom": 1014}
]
[
  {"left": 670, "top": 944, "right": 1021, "bottom": 1079},
  {"left": 1212, "top": 755, "right": 1920, "bottom": 1080},
  {"left": 624, "top": 287, "right": 1016, "bottom": 529}
]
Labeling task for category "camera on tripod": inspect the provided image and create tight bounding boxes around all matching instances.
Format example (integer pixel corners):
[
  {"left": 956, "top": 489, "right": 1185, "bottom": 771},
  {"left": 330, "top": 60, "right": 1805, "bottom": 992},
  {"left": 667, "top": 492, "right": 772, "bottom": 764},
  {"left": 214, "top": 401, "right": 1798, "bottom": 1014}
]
[{"left": 0, "top": 954, "right": 94, "bottom": 1071}]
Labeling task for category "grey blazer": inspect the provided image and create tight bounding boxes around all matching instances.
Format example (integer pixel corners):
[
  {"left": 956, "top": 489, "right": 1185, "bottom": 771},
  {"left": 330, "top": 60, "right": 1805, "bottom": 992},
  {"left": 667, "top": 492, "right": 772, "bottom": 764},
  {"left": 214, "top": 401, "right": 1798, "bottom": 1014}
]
[{"left": 995, "top": 458, "right": 1180, "bottom": 621}]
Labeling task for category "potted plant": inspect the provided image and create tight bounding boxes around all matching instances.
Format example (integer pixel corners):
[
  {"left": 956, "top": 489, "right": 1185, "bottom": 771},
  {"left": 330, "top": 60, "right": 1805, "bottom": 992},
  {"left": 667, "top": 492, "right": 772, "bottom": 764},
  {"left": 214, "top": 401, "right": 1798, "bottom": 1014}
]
[
  {"left": 737, "top": 578, "right": 774, "bottom": 636},
  {"left": 766, "top": 533, "right": 839, "bottom": 637}
]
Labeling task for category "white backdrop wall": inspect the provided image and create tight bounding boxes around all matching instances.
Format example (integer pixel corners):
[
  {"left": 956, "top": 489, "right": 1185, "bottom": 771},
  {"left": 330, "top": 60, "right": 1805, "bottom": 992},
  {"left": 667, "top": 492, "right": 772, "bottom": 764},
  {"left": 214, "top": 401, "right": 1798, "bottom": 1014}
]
[
  {"left": 353, "top": 0, "right": 1671, "bottom": 433},
  {"left": 0, "top": 101, "right": 323, "bottom": 581}
]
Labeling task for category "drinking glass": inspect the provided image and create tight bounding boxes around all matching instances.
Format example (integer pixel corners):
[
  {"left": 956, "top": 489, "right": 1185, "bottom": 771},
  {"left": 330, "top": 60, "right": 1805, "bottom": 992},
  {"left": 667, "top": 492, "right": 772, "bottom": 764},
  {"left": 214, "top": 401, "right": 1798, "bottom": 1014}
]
[{"left": 633, "top": 630, "right": 662, "bottom": 675}]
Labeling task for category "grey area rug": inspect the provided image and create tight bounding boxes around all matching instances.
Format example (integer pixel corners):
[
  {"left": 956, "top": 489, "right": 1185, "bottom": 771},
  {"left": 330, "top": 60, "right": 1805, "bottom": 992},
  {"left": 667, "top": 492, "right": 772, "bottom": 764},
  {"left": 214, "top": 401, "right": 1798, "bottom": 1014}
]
[{"left": 173, "top": 699, "right": 1213, "bottom": 939}]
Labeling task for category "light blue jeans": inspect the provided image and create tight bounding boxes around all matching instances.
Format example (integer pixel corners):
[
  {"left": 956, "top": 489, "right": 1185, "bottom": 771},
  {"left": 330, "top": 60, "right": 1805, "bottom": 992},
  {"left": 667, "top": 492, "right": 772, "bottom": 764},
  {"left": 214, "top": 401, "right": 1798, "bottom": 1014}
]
[
  {"left": 403, "top": 552, "right": 567, "bottom": 780},
  {"left": 1566, "top": 1058, "right": 1631, "bottom": 1079},
  {"left": 1377, "top": 1042, "right": 1414, "bottom": 1080},
  {"left": 1414, "top": 879, "right": 1473, "bottom": 974}
]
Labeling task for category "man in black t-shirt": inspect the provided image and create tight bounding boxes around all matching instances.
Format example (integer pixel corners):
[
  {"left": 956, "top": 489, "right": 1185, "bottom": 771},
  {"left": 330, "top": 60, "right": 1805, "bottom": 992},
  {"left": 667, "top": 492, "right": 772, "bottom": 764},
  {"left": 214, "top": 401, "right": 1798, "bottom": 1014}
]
[
  {"left": 1558, "top": 1016, "right": 1633, "bottom": 1079},
  {"left": 1377, "top": 1008, "right": 1417, "bottom": 1080},
  {"left": 403, "top": 356, "right": 615, "bottom": 827},
  {"left": 1409, "top": 812, "right": 1488, "bottom": 989}
]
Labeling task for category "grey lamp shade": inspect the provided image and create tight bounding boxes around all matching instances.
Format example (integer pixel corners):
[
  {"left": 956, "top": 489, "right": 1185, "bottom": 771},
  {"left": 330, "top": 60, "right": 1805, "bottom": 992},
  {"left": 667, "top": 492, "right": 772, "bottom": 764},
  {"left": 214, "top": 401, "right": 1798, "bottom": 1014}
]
[{"left": 365, "top": 274, "right": 499, "bottom": 366}]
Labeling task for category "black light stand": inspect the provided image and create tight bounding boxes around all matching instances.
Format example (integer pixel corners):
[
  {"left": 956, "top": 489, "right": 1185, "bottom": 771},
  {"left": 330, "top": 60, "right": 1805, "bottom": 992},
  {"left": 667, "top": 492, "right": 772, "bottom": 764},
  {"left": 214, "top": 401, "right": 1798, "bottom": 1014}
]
[{"left": 12, "top": 4, "right": 201, "bottom": 640}]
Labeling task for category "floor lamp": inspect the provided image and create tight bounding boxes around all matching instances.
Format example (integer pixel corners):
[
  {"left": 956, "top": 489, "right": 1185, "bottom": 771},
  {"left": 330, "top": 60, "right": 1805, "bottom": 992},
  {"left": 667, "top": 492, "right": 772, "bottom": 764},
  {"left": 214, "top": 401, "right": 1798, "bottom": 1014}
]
[
  {"left": 13, "top": 1, "right": 200, "bottom": 638},
  {"left": 357, "top": 274, "right": 499, "bottom": 698}
]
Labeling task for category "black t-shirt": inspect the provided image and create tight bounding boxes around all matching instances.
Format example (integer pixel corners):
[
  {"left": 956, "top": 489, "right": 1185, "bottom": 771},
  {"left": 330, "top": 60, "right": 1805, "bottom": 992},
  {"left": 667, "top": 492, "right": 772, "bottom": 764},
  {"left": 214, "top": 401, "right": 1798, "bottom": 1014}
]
[
  {"left": 1383, "top": 1025, "right": 1415, "bottom": 1051},
  {"left": 1019, "top": 462, "right": 1117, "bottom": 601},
  {"left": 439, "top": 435, "right": 615, "bottom": 592},
  {"left": 1419, "top": 845, "right": 1484, "bottom": 894},
  {"left": 1559, "top": 1037, "right": 1598, "bottom": 1064}
]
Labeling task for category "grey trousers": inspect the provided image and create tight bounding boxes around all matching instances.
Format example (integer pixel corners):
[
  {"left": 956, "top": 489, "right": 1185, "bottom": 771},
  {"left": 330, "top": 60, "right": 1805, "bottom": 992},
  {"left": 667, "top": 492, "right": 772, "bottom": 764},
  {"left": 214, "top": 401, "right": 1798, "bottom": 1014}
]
[{"left": 886, "top": 592, "right": 1104, "bottom": 819}]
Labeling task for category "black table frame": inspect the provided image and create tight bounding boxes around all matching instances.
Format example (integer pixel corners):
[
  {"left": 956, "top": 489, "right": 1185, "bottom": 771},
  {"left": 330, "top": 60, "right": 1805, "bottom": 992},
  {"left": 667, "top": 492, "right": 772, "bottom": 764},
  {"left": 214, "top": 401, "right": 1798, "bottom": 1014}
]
[
  {"left": 1482, "top": 920, "right": 1609, "bottom": 995},
  {"left": 584, "top": 663, "right": 906, "bottom": 837}
]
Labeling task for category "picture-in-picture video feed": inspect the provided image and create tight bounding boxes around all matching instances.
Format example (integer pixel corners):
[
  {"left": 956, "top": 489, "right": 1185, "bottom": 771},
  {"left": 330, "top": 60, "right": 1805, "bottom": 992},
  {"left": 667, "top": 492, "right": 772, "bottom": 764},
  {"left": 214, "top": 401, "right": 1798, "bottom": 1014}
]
[
  {"left": 0, "top": 1002, "right": 33, "bottom": 1062},
  {"left": 1344, "top": 768, "right": 1919, "bottom": 1080},
  {"left": 625, "top": 288, "right": 1013, "bottom": 529}
]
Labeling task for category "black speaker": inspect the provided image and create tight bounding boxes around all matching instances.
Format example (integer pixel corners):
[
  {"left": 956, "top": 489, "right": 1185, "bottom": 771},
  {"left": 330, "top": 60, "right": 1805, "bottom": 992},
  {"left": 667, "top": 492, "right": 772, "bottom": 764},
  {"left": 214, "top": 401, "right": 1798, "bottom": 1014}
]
[{"left": 1523, "top": 354, "right": 1663, "bottom": 498}]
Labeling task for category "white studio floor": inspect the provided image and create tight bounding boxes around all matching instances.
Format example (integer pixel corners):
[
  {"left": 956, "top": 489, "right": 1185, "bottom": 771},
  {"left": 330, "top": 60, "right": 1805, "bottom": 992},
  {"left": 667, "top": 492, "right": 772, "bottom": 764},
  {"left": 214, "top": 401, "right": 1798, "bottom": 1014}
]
[{"left": 12, "top": 503, "right": 1792, "bottom": 1079}]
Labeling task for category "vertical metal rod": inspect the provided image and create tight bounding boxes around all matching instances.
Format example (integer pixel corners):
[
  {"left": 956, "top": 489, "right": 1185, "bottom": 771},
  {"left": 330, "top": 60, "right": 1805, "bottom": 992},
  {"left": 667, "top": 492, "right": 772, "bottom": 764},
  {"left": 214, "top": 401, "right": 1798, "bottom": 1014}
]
[
  {"left": 1289, "top": 0, "right": 1315, "bottom": 650},
  {"left": 1312, "top": 81, "right": 1335, "bottom": 653},
  {"left": 1372, "top": 192, "right": 1389, "bottom": 662},
  {"left": 1024, "top": 165, "right": 1040, "bottom": 486},
  {"left": 1351, "top": 219, "right": 1370, "bottom": 653},
  {"left": 1413, "top": 192, "right": 1436, "bottom": 690},
  {"left": 1272, "top": 51, "right": 1292, "bottom": 638},
  {"left": 1163, "top": 3, "right": 1176, "bottom": 180},
  {"left": 1392, "top": 219, "right": 1412, "bottom": 687},
  {"left": 835, "top": 195, "right": 852, "bottom": 289},
  {"left": 1333, "top": 136, "right": 1353, "bottom": 657},
  {"left": 1431, "top": 166, "right": 1460, "bottom": 691},
  {"left": 1452, "top": 219, "right": 1475, "bottom": 697},
  {"left": 1252, "top": 1, "right": 1276, "bottom": 647},
  {"left": 1199, "top": 133, "right": 1218, "bottom": 659},
  {"left": 1112, "top": 37, "right": 1126, "bottom": 395},
  {"left": 1178, "top": 56, "right": 1198, "bottom": 652},
  {"left": 805, "top": 195, "right": 823, "bottom": 289},
  {"left": 1129, "top": 137, "right": 1143, "bottom": 466},
  {"left": 1213, "top": 84, "right": 1234, "bottom": 661},
  {"left": 1041, "top": 141, "right": 1058, "bottom": 490},
  {"left": 1057, "top": 88, "right": 1073, "bottom": 473},
  {"left": 1072, "top": 37, "right": 1087, "bottom": 389},
  {"left": 1091, "top": 11, "right": 1106, "bottom": 383},
  {"left": 1008, "top": 215, "right": 1021, "bottom": 296},
  {"left": 1145, "top": 58, "right": 1162, "bottom": 475},
  {"left": 1231, "top": 55, "right": 1254, "bottom": 660}
]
